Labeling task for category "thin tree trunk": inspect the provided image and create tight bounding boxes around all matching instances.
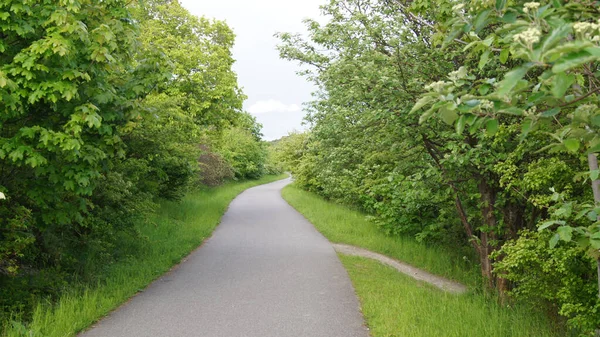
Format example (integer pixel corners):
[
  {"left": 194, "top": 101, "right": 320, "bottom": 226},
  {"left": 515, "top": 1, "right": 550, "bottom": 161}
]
[
  {"left": 586, "top": 153, "right": 600, "bottom": 336},
  {"left": 422, "top": 135, "right": 498, "bottom": 288},
  {"left": 478, "top": 179, "right": 500, "bottom": 290}
]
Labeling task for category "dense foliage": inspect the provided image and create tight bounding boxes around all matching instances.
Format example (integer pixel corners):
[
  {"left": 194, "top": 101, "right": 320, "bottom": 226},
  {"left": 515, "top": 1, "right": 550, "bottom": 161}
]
[
  {"left": 276, "top": 0, "right": 599, "bottom": 333},
  {"left": 0, "top": 0, "right": 272, "bottom": 325}
]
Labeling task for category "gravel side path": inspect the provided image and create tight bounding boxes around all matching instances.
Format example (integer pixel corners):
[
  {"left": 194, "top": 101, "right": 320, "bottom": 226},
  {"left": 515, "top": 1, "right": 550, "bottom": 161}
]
[
  {"left": 333, "top": 244, "right": 468, "bottom": 294},
  {"left": 80, "top": 178, "right": 369, "bottom": 337}
]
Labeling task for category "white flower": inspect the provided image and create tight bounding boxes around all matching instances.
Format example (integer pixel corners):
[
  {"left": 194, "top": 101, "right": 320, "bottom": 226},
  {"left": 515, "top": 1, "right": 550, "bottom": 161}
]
[
  {"left": 523, "top": 2, "right": 540, "bottom": 13},
  {"left": 574, "top": 22, "right": 593, "bottom": 34},
  {"left": 424, "top": 81, "right": 449, "bottom": 93},
  {"left": 479, "top": 100, "right": 494, "bottom": 110},
  {"left": 513, "top": 27, "right": 541, "bottom": 47},
  {"left": 0, "top": 192, "right": 5, "bottom": 200},
  {"left": 573, "top": 21, "right": 600, "bottom": 41},
  {"left": 524, "top": 106, "right": 537, "bottom": 116},
  {"left": 448, "top": 66, "right": 468, "bottom": 82}
]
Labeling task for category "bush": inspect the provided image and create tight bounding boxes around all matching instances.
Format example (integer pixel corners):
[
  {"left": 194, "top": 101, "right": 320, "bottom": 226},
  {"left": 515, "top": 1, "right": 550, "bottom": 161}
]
[
  {"left": 494, "top": 230, "right": 600, "bottom": 334},
  {"left": 198, "top": 145, "right": 235, "bottom": 186}
]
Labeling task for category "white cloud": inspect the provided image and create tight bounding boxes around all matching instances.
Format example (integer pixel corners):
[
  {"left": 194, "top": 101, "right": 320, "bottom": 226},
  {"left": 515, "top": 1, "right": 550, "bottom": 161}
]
[{"left": 247, "top": 99, "right": 302, "bottom": 115}]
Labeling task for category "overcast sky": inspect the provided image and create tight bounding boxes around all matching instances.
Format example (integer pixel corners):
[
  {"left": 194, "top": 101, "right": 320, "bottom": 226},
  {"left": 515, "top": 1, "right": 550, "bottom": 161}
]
[{"left": 179, "top": 0, "right": 325, "bottom": 140}]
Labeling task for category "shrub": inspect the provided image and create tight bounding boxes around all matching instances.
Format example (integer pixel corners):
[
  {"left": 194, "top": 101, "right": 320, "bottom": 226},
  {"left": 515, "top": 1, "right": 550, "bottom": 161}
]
[
  {"left": 494, "top": 230, "right": 600, "bottom": 334},
  {"left": 198, "top": 145, "right": 235, "bottom": 186}
]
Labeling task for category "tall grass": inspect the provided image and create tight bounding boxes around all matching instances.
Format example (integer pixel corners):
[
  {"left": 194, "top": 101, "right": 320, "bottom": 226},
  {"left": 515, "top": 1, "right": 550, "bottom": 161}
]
[
  {"left": 341, "top": 255, "right": 561, "bottom": 337},
  {"left": 281, "top": 183, "right": 481, "bottom": 286},
  {"left": 2, "top": 174, "right": 287, "bottom": 337}
]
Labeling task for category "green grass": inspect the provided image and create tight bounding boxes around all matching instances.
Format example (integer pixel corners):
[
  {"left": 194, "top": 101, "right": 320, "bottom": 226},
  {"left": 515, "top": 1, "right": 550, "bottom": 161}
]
[
  {"left": 340, "top": 255, "right": 561, "bottom": 337},
  {"left": 281, "top": 183, "right": 480, "bottom": 286},
  {"left": 2, "top": 174, "right": 287, "bottom": 337}
]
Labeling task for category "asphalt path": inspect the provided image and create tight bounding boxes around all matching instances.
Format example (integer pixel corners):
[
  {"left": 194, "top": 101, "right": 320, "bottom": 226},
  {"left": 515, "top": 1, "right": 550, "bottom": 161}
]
[{"left": 81, "top": 178, "right": 369, "bottom": 337}]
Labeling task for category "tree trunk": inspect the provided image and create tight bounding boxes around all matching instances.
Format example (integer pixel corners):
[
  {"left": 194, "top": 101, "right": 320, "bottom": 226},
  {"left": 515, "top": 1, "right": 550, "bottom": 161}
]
[
  {"left": 477, "top": 179, "right": 506, "bottom": 291},
  {"left": 586, "top": 154, "right": 600, "bottom": 333},
  {"left": 503, "top": 201, "right": 524, "bottom": 239}
]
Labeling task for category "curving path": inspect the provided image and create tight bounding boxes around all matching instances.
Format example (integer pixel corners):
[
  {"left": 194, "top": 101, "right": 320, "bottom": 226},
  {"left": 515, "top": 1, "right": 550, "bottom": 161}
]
[
  {"left": 333, "top": 244, "right": 467, "bottom": 294},
  {"left": 81, "top": 178, "right": 369, "bottom": 337}
]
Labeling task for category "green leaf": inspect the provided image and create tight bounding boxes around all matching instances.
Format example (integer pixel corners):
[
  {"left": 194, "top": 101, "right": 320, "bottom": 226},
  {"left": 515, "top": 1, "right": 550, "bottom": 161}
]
[
  {"left": 539, "top": 220, "right": 565, "bottom": 231},
  {"left": 485, "top": 119, "right": 499, "bottom": 135},
  {"left": 540, "top": 24, "right": 571, "bottom": 56},
  {"left": 478, "top": 50, "right": 490, "bottom": 70},
  {"left": 587, "top": 210, "right": 598, "bottom": 221},
  {"left": 557, "top": 226, "right": 573, "bottom": 242},
  {"left": 591, "top": 170, "right": 600, "bottom": 181},
  {"left": 499, "top": 107, "right": 524, "bottom": 116},
  {"left": 545, "top": 41, "right": 595, "bottom": 62},
  {"left": 499, "top": 49, "right": 509, "bottom": 64},
  {"left": 552, "top": 50, "right": 597, "bottom": 73},
  {"left": 549, "top": 233, "right": 560, "bottom": 248},
  {"left": 440, "top": 107, "right": 458, "bottom": 125},
  {"left": 520, "top": 119, "right": 534, "bottom": 140},
  {"left": 495, "top": 0, "right": 507, "bottom": 10},
  {"left": 563, "top": 138, "right": 580, "bottom": 153},
  {"left": 456, "top": 115, "right": 466, "bottom": 134},
  {"left": 473, "top": 10, "right": 492, "bottom": 33},
  {"left": 585, "top": 46, "right": 600, "bottom": 57},
  {"left": 551, "top": 73, "right": 575, "bottom": 98},
  {"left": 0, "top": 71, "right": 7, "bottom": 88},
  {"left": 497, "top": 66, "right": 531, "bottom": 96},
  {"left": 465, "top": 99, "right": 480, "bottom": 107},
  {"left": 541, "top": 108, "right": 561, "bottom": 117},
  {"left": 411, "top": 95, "right": 434, "bottom": 113},
  {"left": 590, "top": 238, "right": 600, "bottom": 250},
  {"left": 500, "top": 11, "right": 517, "bottom": 23},
  {"left": 478, "top": 84, "right": 491, "bottom": 95},
  {"left": 64, "top": 180, "right": 75, "bottom": 191},
  {"left": 419, "top": 107, "right": 436, "bottom": 124}
]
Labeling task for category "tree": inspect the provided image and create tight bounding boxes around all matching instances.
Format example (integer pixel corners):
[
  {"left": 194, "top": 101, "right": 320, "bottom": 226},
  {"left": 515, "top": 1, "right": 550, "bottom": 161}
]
[
  {"left": 277, "top": 0, "right": 554, "bottom": 289},
  {"left": 413, "top": 0, "right": 600, "bottom": 330},
  {"left": 0, "top": 0, "right": 145, "bottom": 275}
]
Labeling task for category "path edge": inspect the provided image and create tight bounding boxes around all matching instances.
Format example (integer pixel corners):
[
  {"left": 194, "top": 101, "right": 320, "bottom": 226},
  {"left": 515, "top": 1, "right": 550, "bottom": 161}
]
[{"left": 333, "top": 243, "right": 468, "bottom": 294}]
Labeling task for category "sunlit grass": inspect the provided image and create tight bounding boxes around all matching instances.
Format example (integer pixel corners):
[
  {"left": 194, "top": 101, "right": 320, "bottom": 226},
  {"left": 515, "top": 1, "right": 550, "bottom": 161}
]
[
  {"left": 281, "top": 183, "right": 480, "bottom": 286},
  {"left": 2, "top": 174, "right": 287, "bottom": 337},
  {"left": 341, "top": 255, "right": 561, "bottom": 337}
]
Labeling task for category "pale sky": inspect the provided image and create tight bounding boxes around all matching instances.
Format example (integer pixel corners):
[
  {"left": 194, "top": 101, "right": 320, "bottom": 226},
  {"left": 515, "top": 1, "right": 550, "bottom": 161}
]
[{"left": 179, "top": 0, "right": 325, "bottom": 140}]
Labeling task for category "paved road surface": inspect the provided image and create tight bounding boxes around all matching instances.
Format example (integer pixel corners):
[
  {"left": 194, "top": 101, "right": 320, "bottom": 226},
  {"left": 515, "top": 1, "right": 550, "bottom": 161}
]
[{"left": 81, "top": 178, "right": 369, "bottom": 337}]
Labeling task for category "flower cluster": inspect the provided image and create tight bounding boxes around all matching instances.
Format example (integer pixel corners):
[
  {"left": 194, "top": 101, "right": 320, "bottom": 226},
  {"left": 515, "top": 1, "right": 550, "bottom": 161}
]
[
  {"left": 479, "top": 100, "right": 494, "bottom": 110},
  {"left": 448, "top": 67, "right": 468, "bottom": 82},
  {"left": 513, "top": 26, "right": 541, "bottom": 48},
  {"left": 573, "top": 20, "right": 600, "bottom": 42},
  {"left": 523, "top": 2, "right": 540, "bottom": 14},
  {"left": 524, "top": 106, "right": 537, "bottom": 117},
  {"left": 424, "top": 81, "right": 449, "bottom": 93},
  {"left": 0, "top": 192, "right": 5, "bottom": 200}
]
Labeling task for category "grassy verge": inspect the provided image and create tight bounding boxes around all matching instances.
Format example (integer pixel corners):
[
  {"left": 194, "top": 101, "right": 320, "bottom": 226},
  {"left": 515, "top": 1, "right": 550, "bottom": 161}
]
[
  {"left": 2, "top": 174, "right": 287, "bottom": 337},
  {"left": 281, "top": 183, "right": 480, "bottom": 286},
  {"left": 340, "top": 255, "right": 560, "bottom": 337}
]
